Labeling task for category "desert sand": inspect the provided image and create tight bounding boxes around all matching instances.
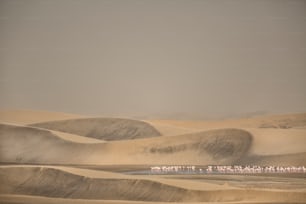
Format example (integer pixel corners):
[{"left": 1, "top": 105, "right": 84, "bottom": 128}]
[{"left": 0, "top": 110, "right": 306, "bottom": 203}]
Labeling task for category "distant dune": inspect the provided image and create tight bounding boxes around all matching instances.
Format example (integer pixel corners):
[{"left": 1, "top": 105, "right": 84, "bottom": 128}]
[
  {"left": 148, "top": 112, "right": 306, "bottom": 130},
  {"left": 30, "top": 118, "right": 161, "bottom": 141},
  {"left": 1, "top": 167, "right": 305, "bottom": 203},
  {"left": 0, "top": 110, "right": 82, "bottom": 125}
]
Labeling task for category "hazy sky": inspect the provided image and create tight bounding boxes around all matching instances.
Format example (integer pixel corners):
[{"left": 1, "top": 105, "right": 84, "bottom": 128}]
[{"left": 0, "top": 0, "right": 305, "bottom": 119}]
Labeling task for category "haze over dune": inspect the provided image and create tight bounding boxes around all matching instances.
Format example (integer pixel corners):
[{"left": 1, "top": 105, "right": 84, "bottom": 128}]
[{"left": 0, "top": 110, "right": 83, "bottom": 125}]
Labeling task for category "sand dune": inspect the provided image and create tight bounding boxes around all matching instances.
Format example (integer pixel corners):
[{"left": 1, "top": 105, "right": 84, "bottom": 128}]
[
  {"left": 1, "top": 122, "right": 305, "bottom": 166},
  {"left": 0, "top": 124, "right": 107, "bottom": 164},
  {"left": 0, "top": 124, "right": 253, "bottom": 165},
  {"left": 1, "top": 167, "right": 305, "bottom": 203},
  {"left": 0, "top": 165, "right": 237, "bottom": 191},
  {"left": 120, "top": 128, "right": 253, "bottom": 165},
  {"left": 0, "top": 167, "right": 190, "bottom": 202},
  {"left": 2, "top": 195, "right": 306, "bottom": 204},
  {"left": 162, "top": 174, "right": 306, "bottom": 191},
  {"left": 147, "top": 115, "right": 306, "bottom": 166},
  {"left": 0, "top": 195, "right": 195, "bottom": 204},
  {"left": 0, "top": 195, "right": 245, "bottom": 204},
  {"left": 147, "top": 112, "right": 306, "bottom": 130},
  {"left": 1, "top": 122, "right": 105, "bottom": 144},
  {"left": 1, "top": 110, "right": 306, "bottom": 204},
  {"left": 30, "top": 118, "right": 162, "bottom": 141}
]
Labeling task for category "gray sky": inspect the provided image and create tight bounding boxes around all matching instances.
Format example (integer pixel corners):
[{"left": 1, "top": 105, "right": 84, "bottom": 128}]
[{"left": 0, "top": 0, "right": 306, "bottom": 119}]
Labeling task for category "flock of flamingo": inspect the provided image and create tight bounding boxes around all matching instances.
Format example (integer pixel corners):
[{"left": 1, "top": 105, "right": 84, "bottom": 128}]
[{"left": 150, "top": 165, "right": 306, "bottom": 174}]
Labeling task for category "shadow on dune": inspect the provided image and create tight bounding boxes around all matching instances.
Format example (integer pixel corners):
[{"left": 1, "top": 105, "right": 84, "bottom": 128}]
[{"left": 30, "top": 118, "right": 161, "bottom": 141}]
